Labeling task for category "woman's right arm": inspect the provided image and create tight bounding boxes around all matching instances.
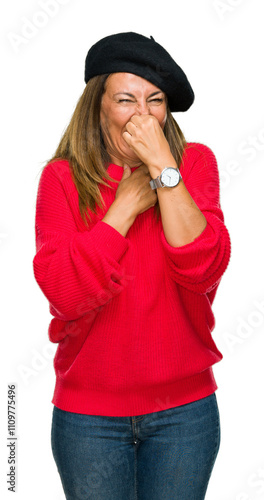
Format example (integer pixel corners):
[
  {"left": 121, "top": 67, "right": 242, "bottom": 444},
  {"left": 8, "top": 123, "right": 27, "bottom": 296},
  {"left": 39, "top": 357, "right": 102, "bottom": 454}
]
[
  {"left": 101, "top": 199, "right": 135, "bottom": 237},
  {"left": 102, "top": 164, "right": 157, "bottom": 235},
  {"left": 33, "top": 163, "right": 133, "bottom": 322}
]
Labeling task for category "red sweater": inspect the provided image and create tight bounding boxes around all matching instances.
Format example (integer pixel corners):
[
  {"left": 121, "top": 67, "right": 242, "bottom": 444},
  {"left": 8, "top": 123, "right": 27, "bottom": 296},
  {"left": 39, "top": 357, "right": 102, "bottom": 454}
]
[{"left": 33, "top": 142, "right": 231, "bottom": 417}]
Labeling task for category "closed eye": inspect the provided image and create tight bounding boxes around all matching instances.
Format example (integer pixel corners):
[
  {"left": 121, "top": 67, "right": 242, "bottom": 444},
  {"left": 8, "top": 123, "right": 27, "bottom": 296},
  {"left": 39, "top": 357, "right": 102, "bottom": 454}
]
[{"left": 118, "top": 98, "right": 164, "bottom": 103}]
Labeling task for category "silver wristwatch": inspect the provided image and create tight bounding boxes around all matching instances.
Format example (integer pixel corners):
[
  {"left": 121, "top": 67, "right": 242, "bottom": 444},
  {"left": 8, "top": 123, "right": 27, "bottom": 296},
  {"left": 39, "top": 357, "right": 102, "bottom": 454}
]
[{"left": 149, "top": 167, "right": 182, "bottom": 189}]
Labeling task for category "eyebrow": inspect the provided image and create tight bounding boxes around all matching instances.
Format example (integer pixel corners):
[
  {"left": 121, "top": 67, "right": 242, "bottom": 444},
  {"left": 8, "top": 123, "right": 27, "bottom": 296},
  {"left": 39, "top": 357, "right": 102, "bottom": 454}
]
[{"left": 113, "top": 91, "right": 164, "bottom": 98}]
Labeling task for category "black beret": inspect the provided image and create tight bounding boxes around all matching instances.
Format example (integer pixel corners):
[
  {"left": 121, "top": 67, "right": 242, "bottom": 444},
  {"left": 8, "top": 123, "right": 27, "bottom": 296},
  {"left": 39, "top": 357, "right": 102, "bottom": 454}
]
[{"left": 84, "top": 32, "right": 194, "bottom": 112}]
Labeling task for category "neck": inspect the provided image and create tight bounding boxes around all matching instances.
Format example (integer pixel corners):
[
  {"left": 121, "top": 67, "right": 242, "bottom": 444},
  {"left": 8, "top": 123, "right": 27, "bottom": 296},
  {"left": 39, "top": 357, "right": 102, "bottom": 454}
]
[{"left": 108, "top": 154, "right": 144, "bottom": 169}]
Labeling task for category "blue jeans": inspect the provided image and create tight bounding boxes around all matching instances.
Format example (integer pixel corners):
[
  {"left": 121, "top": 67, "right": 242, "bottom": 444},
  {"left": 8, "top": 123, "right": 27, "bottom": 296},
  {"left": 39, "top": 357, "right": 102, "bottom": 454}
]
[{"left": 51, "top": 393, "right": 220, "bottom": 500}]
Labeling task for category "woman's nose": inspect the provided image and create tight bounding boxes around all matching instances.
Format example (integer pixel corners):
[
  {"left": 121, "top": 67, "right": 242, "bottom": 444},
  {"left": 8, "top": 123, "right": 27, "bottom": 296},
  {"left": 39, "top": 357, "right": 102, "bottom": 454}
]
[{"left": 135, "top": 101, "right": 151, "bottom": 115}]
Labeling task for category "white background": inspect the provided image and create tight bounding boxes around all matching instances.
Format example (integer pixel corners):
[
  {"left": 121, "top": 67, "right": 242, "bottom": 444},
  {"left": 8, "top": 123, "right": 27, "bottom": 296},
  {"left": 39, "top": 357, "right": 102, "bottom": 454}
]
[{"left": 1, "top": 0, "right": 264, "bottom": 498}]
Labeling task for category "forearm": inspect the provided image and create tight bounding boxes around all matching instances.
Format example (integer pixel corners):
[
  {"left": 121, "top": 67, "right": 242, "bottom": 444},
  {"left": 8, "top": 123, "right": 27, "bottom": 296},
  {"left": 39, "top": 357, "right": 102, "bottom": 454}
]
[
  {"left": 102, "top": 201, "right": 136, "bottom": 237},
  {"left": 156, "top": 178, "right": 207, "bottom": 248}
]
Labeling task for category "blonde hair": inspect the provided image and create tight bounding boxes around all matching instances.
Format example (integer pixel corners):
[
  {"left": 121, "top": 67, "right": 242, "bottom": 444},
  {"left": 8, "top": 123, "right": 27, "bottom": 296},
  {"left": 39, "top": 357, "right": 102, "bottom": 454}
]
[{"left": 44, "top": 74, "right": 187, "bottom": 225}]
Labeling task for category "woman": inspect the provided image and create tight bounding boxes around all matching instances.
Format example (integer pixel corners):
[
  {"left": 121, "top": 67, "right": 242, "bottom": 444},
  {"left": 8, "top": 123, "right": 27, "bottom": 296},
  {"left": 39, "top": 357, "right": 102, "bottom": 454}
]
[{"left": 33, "top": 32, "right": 231, "bottom": 500}]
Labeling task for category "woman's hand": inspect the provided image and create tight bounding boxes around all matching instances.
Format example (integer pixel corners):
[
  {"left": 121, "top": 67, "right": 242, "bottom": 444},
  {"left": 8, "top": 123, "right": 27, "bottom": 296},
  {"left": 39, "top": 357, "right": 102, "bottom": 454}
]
[
  {"left": 102, "top": 164, "right": 158, "bottom": 238},
  {"left": 122, "top": 115, "right": 177, "bottom": 172},
  {"left": 114, "top": 164, "right": 158, "bottom": 218}
]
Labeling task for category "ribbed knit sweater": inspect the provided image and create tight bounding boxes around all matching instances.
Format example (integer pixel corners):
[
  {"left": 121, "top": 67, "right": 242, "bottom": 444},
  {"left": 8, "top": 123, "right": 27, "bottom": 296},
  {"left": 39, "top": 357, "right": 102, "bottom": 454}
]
[{"left": 33, "top": 142, "right": 231, "bottom": 417}]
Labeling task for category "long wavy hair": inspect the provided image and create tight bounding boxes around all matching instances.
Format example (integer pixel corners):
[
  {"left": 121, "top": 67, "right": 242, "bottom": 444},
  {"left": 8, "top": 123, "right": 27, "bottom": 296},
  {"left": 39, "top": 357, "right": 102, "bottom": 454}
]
[{"left": 44, "top": 73, "right": 187, "bottom": 226}]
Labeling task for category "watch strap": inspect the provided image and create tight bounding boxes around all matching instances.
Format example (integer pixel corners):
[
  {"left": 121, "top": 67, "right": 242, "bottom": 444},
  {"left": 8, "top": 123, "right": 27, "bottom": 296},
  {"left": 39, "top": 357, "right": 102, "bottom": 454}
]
[{"left": 149, "top": 177, "right": 164, "bottom": 189}]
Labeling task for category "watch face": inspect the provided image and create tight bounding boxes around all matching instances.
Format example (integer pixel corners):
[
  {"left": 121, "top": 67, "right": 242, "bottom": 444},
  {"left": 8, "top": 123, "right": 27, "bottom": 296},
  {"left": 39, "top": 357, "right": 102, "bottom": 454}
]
[{"left": 161, "top": 168, "right": 180, "bottom": 187}]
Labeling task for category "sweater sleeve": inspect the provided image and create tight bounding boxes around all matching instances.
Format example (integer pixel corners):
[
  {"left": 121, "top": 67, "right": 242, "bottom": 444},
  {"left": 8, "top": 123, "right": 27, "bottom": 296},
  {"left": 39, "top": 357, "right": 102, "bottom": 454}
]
[
  {"left": 33, "top": 163, "right": 131, "bottom": 321},
  {"left": 160, "top": 144, "right": 231, "bottom": 294}
]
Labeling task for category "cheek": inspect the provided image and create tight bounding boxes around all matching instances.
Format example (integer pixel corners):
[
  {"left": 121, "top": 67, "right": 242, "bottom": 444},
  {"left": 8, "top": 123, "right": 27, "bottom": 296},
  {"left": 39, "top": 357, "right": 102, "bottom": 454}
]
[
  {"left": 102, "top": 108, "right": 131, "bottom": 135},
  {"left": 115, "top": 112, "right": 130, "bottom": 131},
  {"left": 157, "top": 113, "right": 167, "bottom": 130},
  {"left": 116, "top": 108, "right": 135, "bottom": 129},
  {"left": 100, "top": 106, "right": 109, "bottom": 133},
  {"left": 161, "top": 113, "right": 167, "bottom": 129},
  {"left": 152, "top": 105, "right": 167, "bottom": 128}
]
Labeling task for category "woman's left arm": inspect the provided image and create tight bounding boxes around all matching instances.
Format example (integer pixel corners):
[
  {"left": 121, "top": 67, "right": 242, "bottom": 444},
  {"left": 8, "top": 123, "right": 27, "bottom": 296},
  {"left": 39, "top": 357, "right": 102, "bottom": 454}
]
[
  {"left": 157, "top": 144, "right": 231, "bottom": 294},
  {"left": 123, "top": 115, "right": 231, "bottom": 294},
  {"left": 154, "top": 171, "right": 208, "bottom": 248},
  {"left": 123, "top": 114, "right": 208, "bottom": 246}
]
